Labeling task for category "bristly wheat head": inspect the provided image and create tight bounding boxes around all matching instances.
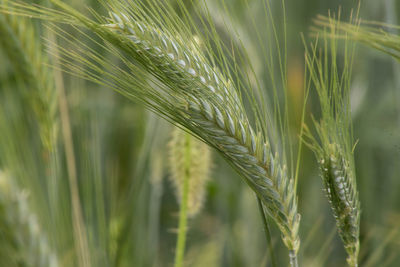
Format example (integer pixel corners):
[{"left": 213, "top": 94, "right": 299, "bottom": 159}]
[
  {"left": 319, "top": 143, "right": 360, "bottom": 267},
  {"left": 168, "top": 127, "right": 211, "bottom": 218},
  {"left": 104, "top": 9, "right": 300, "bottom": 256},
  {"left": 305, "top": 135, "right": 360, "bottom": 266},
  {"left": 313, "top": 14, "right": 400, "bottom": 62},
  {"left": 0, "top": 7, "right": 58, "bottom": 152},
  {"left": 105, "top": 12, "right": 243, "bottom": 116},
  {"left": 1, "top": 0, "right": 300, "bottom": 261},
  {"left": 304, "top": 14, "right": 360, "bottom": 267}
]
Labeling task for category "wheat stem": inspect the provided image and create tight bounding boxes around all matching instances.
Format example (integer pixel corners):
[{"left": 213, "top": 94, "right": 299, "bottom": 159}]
[
  {"left": 257, "top": 197, "right": 277, "bottom": 267},
  {"left": 48, "top": 32, "right": 91, "bottom": 267},
  {"left": 289, "top": 250, "right": 298, "bottom": 267},
  {"left": 174, "top": 132, "right": 192, "bottom": 267}
]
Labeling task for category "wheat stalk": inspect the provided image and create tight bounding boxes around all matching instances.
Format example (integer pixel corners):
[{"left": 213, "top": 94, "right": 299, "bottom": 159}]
[
  {"left": 0, "top": 6, "right": 92, "bottom": 266},
  {"left": 168, "top": 127, "right": 212, "bottom": 266}
]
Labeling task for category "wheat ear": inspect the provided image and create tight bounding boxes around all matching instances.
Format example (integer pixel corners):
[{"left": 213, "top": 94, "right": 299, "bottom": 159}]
[
  {"left": 168, "top": 126, "right": 212, "bottom": 266},
  {"left": 3, "top": 1, "right": 300, "bottom": 262},
  {"left": 104, "top": 12, "right": 300, "bottom": 258},
  {"left": 313, "top": 15, "right": 400, "bottom": 61},
  {"left": 319, "top": 144, "right": 360, "bottom": 266},
  {"left": 304, "top": 16, "right": 360, "bottom": 266},
  {"left": 0, "top": 9, "right": 58, "bottom": 152},
  {"left": 304, "top": 129, "right": 360, "bottom": 267}
]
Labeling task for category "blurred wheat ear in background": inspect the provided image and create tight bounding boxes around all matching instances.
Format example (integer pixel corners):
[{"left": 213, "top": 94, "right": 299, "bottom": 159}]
[
  {"left": 168, "top": 127, "right": 212, "bottom": 267},
  {"left": 0, "top": 171, "right": 58, "bottom": 267},
  {"left": 0, "top": 0, "right": 58, "bottom": 152},
  {"left": 314, "top": 15, "right": 400, "bottom": 61},
  {"left": 168, "top": 127, "right": 211, "bottom": 218},
  {"left": 0, "top": 2, "right": 61, "bottom": 266}
]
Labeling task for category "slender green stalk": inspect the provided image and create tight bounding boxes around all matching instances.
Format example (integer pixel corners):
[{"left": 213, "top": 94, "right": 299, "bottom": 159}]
[
  {"left": 257, "top": 197, "right": 277, "bottom": 267},
  {"left": 289, "top": 249, "right": 298, "bottom": 267},
  {"left": 174, "top": 133, "right": 191, "bottom": 267},
  {"left": 48, "top": 31, "right": 91, "bottom": 267}
]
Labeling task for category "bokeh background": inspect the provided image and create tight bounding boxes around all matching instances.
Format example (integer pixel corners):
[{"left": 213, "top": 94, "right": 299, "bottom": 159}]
[{"left": 0, "top": 0, "right": 399, "bottom": 266}]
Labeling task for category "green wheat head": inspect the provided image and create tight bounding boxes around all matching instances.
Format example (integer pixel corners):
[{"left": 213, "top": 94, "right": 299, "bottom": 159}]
[
  {"left": 1, "top": 0, "right": 300, "bottom": 258},
  {"left": 304, "top": 15, "right": 361, "bottom": 267},
  {"left": 0, "top": 1, "right": 58, "bottom": 152},
  {"left": 314, "top": 14, "right": 400, "bottom": 61}
]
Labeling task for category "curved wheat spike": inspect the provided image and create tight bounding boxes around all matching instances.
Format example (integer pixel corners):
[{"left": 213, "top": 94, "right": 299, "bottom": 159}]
[
  {"left": 103, "top": 11, "right": 300, "bottom": 256},
  {"left": 0, "top": 9, "right": 58, "bottom": 152},
  {"left": 1, "top": 1, "right": 301, "bottom": 261},
  {"left": 313, "top": 15, "right": 400, "bottom": 61}
]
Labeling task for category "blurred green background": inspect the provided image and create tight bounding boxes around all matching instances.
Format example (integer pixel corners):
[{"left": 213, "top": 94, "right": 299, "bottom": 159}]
[{"left": 0, "top": 0, "right": 399, "bottom": 266}]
